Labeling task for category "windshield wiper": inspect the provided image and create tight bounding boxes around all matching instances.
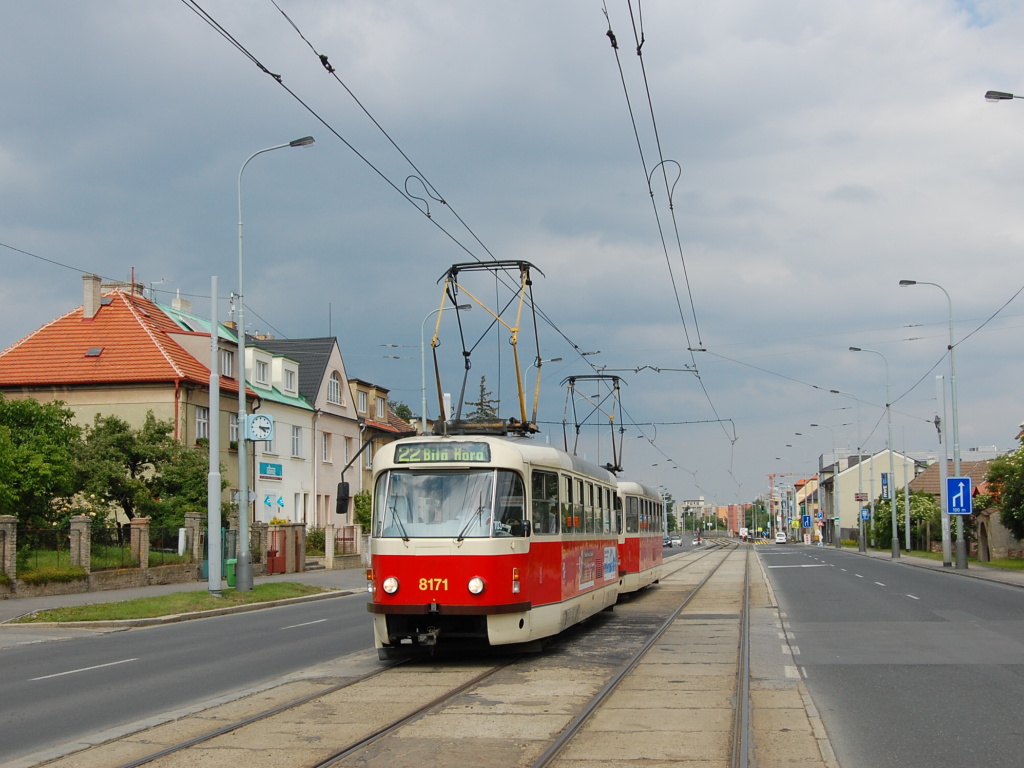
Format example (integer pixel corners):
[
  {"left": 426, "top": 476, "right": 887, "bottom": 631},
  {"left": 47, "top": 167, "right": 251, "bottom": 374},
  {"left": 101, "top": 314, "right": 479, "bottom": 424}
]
[
  {"left": 456, "top": 507, "right": 483, "bottom": 542},
  {"left": 388, "top": 501, "right": 410, "bottom": 541}
]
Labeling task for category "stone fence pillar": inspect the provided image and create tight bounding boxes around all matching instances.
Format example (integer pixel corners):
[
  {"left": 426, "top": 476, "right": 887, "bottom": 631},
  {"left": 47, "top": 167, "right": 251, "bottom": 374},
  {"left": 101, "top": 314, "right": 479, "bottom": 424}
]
[
  {"left": 184, "top": 511, "right": 204, "bottom": 563},
  {"left": 0, "top": 515, "right": 17, "bottom": 583},
  {"left": 69, "top": 515, "right": 92, "bottom": 573},
  {"left": 253, "top": 521, "right": 269, "bottom": 573},
  {"left": 324, "top": 523, "right": 335, "bottom": 570},
  {"left": 130, "top": 517, "right": 150, "bottom": 572}
]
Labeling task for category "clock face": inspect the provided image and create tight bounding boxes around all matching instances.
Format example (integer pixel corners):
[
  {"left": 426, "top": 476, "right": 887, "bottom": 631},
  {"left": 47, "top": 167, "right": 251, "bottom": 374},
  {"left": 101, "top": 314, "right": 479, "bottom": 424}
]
[{"left": 248, "top": 414, "right": 273, "bottom": 440}]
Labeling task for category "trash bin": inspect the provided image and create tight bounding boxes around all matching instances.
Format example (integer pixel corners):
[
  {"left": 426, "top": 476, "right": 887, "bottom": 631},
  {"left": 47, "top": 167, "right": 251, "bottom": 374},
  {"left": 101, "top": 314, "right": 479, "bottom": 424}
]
[{"left": 226, "top": 558, "right": 237, "bottom": 587}]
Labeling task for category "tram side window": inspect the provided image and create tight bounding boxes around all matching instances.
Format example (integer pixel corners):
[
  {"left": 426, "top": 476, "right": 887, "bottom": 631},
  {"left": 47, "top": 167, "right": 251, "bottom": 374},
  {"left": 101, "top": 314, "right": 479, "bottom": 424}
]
[
  {"left": 603, "top": 488, "right": 612, "bottom": 533},
  {"left": 626, "top": 496, "right": 639, "bottom": 534},
  {"left": 531, "top": 469, "right": 559, "bottom": 535},
  {"left": 585, "top": 482, "right": 595, "bottom": 534},
  {"left": 495, "top": 471, "right": 527, "bottom": 536},
  {"left": 615, "top": 493, "right": 623, "bottom": 535},
  {"left": 576, "top": 479, "right": 585, "bottom": 534}
]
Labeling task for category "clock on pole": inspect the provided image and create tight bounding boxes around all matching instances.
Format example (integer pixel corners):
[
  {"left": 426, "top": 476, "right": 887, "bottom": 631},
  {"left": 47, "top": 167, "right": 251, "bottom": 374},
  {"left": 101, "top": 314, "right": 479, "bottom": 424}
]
[{"left": 245, "top": 413, "right": 274, "bottom": 441}]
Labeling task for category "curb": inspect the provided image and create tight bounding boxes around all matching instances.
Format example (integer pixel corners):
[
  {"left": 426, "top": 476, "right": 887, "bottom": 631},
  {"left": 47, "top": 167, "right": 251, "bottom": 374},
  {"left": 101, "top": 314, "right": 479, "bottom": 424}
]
[{"left": 3, "top": 589, "right": 359, "bottom": 629}]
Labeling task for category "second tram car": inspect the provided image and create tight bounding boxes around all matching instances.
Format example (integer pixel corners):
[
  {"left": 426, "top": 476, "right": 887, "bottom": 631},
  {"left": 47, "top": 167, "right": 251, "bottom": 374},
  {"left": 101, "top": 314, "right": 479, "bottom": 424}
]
[
  {"left": 367, "top": 434, "right": 633, "bottom": 657},
  {"left": 615, "top": 480, "right": 664, "bottom": 595}
]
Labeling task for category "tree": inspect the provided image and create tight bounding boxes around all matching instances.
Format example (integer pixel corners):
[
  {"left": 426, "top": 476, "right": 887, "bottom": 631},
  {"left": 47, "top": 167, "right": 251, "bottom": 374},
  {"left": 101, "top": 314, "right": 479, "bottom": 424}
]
[
  {"left": 353, "top": 489, "right": 372, "bottom": 530},
  {"left": 871, "top": 489, "right": 941, "bottom": 547},
  {"left": 465, "top": 376, "right": 499, "bottom": 422},
  {"left": 74, "top": 411, "right": 200, "bottom": 529},
  {"left": 0, "top": 395, "right": 81, "bottom": 526},
  {"left": 389, "top": 400, "right": 413, "bottom": 422},
  {"left": 149, "top": 445, "right": 225, "bottom": 530},
  {"left": 987, "top": 444, "right": 1024, "bottom": 539}
]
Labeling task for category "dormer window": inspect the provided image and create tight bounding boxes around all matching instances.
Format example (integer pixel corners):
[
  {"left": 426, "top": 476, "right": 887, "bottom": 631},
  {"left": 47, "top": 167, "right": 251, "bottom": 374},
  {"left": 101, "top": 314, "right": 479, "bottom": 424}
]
[
  {"left": 85, "top": 347, "right": 103, "bottom": 357},
  {"left": 255, "top": 360, "right": 269, "bottom": 385}
]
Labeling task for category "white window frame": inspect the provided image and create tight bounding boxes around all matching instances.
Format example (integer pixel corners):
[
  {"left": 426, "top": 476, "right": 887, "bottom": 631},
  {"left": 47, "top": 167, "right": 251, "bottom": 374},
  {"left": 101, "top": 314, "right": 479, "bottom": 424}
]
[
  {"left": 321, "top": 432, "right": 331, "bottom": 462},
  {"left": 219, "top": 349, "right": 233, "bottom": 379},
  {"left": 285, "top": 369, "right": 296, "bottom": 392},
  {"left": 328, "top": 372, "right": 342, "bottom": 405},
  {"left": 364, "top": 442, "right": 373, "bottom": 469},
  {"left": 255, "top": 360, "right": 269, "bottom": 385},
  {"left": 229, "top": 412, "right": 239, "bottom": 444},
  {"left": 196, "top": 406, "right": 209, "bottom": 440},
  {"left": 291, "top": 425, "right": 302, "bottom": 457},
  {"left": 358, "top": 390, "right": 368, "bottom": 413},
  {"left": 376, "top": 396, "right": 386, "bottom": 419}
]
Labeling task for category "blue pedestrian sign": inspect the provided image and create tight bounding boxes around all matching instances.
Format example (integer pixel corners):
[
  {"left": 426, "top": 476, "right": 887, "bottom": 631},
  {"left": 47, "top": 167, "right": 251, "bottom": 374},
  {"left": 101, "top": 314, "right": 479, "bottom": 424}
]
[
  {"left": 861, "top": 508, "right": 870, "bottom": 520},
  {"left": 946, "top": 477, "right": 972, "bottom": 515}
]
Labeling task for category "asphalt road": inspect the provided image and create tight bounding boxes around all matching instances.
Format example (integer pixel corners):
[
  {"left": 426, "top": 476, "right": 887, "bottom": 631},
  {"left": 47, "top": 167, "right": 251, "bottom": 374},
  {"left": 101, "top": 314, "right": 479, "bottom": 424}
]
[
  {"left": 759, "top": 544, "right": 1024, "bottom": 768},
  {"left": 0, "top": 592, "right": 373, "bottom": 764}
]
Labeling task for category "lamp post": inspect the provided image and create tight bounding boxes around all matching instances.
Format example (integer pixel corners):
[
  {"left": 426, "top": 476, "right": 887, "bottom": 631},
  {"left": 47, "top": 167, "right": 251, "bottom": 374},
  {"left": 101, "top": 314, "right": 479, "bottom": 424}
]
[
  {"left": 850, "top": 346, "right": 900, "bottom": 558},
  {"left": 421, "top": 304, "right": 471, "bottom": 433},
  {"left": 985, "top": 91, "right": 1023, "bottom": 101},
  {"left": 899, "top": 279, "right": 967, "bottom": 569},
  {"left": 831, "top": 390, "right": 867, "bottom": 552},
  {"left": 810, "top": 424, "right": 843, "bottom": 549},
  {"left": 236, "top": 135, "right": 314, "bottom": 592}
]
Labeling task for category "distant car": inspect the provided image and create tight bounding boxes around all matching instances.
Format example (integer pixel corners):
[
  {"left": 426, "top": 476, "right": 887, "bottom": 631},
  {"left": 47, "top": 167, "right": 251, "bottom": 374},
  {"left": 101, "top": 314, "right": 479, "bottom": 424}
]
[
  {"left": 663, "top": 537, "right": 672, "bottom": 548},
  {"left": 692, "top": 537, "right": 700, "bottom": 546},
  {"left": 775, "top": 531, "right": 787, "bottom": 543},
  {"left": 670, "top": 537, "right": 682, "bottom": 547}
]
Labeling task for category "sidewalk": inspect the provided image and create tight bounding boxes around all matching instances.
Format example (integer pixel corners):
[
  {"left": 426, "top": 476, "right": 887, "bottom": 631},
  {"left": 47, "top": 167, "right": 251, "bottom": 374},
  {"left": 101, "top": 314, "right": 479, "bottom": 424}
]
[{"left": 0, "top": 566, "right": 368, "bottom": 625}]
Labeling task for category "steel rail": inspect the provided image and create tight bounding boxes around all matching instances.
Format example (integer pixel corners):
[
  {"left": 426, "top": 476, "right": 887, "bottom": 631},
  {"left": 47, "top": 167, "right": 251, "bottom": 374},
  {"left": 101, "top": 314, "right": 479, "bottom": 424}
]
[{"left": 530, "top": 546, "right": 744, "bottom": 768}]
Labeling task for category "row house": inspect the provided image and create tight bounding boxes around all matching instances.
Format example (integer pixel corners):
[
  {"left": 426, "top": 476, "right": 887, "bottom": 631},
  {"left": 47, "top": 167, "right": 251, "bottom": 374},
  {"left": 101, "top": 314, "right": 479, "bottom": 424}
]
[
  {"left": 0, "top": 274, "right": 410, "bottom": 530},
  {"left": 0, "top": 274, "right": 242, "bottom": 466}
]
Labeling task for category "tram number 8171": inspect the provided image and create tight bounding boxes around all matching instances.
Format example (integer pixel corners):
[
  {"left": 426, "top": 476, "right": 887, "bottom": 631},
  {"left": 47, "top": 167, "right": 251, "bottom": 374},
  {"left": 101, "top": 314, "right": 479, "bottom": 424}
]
[{"left": 420, "top": 578, "right": 449, "bottom": 591}]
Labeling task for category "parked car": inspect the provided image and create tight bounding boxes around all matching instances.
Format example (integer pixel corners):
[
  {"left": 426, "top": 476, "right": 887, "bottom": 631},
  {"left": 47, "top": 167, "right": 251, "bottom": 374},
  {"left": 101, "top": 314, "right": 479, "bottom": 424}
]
[
  {"left": 663, "top": 537, "right": 673, "bottom": 548},
  {"left": 670, "top": 537, "right": 682, "bottom": 547},
  {"left": 775, "top": 531, "right": 787, "bottom": 543}
]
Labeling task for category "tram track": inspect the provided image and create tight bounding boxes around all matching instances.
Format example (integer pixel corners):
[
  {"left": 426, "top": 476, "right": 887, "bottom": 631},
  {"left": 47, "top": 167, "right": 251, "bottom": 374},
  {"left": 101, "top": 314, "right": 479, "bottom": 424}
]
[{"left": 31, "top": 543, "right": 828, "bottom": 768}]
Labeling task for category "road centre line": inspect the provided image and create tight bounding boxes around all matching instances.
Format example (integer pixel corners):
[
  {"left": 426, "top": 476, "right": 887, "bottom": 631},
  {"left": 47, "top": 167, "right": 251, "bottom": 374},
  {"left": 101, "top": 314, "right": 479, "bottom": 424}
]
[
  {"left": 766, "top": 564, "right": 830, "bottom": 569},
  {"left": 281, "top": 619, "right": 328, "bottom": 630},
  {"left": 31, "top": 657, "right": 138, "bottom": 681},
  {"left": 907, "top": 594, "right": 920, "bottom": 600},
  {"left": 875, "top": 582, "right": 886, "bottom": 587}
]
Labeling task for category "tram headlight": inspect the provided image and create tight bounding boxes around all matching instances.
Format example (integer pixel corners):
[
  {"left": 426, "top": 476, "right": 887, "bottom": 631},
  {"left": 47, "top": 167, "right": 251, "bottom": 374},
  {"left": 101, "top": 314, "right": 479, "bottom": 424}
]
[
  {"left": 468, "top": 576, "right": 485, "bottom": 595},
  {"left": 382, "top": 577, "right": 399, "bottom": 594}
]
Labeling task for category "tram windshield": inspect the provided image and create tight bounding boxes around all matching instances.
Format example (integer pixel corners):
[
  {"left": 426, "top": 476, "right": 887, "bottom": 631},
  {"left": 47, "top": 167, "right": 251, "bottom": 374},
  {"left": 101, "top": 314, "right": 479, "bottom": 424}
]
[{"left": 373, "top": 469, "right": 527, "bottom": 539}]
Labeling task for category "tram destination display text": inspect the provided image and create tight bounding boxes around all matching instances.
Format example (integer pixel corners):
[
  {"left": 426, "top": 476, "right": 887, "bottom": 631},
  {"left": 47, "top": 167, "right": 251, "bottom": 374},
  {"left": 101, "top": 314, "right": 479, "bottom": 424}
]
[{"left": 394, "top": 441, "right": 492, "bottom": 464}]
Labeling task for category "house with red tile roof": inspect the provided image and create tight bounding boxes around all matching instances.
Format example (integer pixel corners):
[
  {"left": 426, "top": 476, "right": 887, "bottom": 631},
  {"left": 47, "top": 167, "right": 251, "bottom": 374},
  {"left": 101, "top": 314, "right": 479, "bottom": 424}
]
[
  {"left": 909, "top": 459, "right": 1019, "bottom": 560},
  {"left": 0, "top": 274, "right": 249, "bottom": 511}
]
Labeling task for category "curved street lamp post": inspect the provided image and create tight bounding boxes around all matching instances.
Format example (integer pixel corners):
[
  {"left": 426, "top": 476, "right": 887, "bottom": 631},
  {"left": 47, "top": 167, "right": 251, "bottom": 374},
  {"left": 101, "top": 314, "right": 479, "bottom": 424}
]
[
  {"left": 850, "top": 346, "right": 900, "bottom": 559},
  {"left": 899, "top": 279, "right": 967, "bottom": 569},
  {"left": 236, "top": 136, "right": 315, "bottom": 591}
]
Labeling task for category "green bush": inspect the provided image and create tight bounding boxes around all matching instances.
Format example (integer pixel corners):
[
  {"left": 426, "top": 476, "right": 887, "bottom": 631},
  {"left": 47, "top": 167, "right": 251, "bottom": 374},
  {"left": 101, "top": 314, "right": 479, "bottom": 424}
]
[
  {"left": 306, "top": 527, "right": 325, "bottom": 555},
  {"left": 0, "top": 570, "right": 11, "bottom": 587},
  {"left": 19, "top": 565, "right": 88, "bottom": 585}
]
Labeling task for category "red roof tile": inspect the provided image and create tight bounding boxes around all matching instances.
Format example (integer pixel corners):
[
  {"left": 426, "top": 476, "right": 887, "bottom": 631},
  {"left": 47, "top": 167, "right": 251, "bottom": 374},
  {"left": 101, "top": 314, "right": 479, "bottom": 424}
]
[{"left": 0, "top": 290, "right": 237, "bottom": 391}]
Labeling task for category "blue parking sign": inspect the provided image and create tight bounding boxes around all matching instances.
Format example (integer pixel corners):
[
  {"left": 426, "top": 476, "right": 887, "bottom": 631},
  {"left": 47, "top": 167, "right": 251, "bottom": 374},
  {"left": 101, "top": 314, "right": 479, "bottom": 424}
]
[{"left": 946, "top": 477, "right": 972, "bottom": 515}]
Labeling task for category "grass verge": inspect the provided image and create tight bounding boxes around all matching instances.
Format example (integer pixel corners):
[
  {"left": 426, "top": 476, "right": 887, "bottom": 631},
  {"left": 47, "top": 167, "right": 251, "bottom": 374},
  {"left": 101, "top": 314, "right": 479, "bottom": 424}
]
[{"left": 13, "top": 582, "right": 332, "bottom": 623}]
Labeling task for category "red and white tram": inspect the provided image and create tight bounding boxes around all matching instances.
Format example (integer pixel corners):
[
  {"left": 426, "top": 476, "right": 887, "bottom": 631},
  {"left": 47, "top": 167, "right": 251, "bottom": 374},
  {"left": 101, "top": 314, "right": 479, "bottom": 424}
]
[
  {"left": 366, "top": 434, "right": 624, "bottom": 657},
  {"left": 615, "top": 480, "right": 664, "bottom": 595}
]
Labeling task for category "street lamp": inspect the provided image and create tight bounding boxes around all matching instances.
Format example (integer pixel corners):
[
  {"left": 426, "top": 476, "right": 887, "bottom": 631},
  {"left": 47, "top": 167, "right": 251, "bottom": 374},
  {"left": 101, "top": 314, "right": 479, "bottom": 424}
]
[
  {"left": 421, "top": 304, "right": 471, "bottom": 433},
  {"left": 850, "top": 346, "right": 900, "bottom": 558},
  {"left": 810, "top": 424, "right": 843, "bottom": 549},
  {"left": 831, "top": 390, "right": 867, "bottom": 552},
  {"left": 236, "top": 135, "right": 315, "bottom": 592},
  {"left": 899, "top": 278, "right": 967, "bottom": 569},
  {"left": 985, "top": 91, "right": 1022, "bottom": 101}
]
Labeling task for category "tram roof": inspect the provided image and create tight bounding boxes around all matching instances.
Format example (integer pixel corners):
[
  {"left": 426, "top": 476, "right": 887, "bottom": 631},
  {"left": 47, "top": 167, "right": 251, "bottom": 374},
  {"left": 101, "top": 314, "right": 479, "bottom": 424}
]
[{"left": 387, "top": 434, "right": 619, "bottom": 484}]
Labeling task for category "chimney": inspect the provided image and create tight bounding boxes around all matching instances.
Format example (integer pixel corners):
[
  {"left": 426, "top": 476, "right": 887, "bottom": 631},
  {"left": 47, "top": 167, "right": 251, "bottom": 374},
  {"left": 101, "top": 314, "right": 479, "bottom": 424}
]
[
  {"left": 82, "top": 273, "right": 102, "bottom": 319},
  {"left": 171, "top": 290, "right": 192, "bottom": 314}
]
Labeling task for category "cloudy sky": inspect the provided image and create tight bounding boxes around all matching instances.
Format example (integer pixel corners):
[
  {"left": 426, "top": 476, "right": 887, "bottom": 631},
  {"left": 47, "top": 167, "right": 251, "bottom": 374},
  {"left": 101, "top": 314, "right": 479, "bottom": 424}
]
[{"left": 3, "top": 0, "right": 1024, "bottom": 506}]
